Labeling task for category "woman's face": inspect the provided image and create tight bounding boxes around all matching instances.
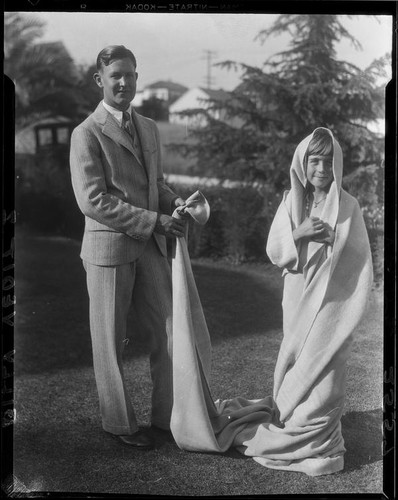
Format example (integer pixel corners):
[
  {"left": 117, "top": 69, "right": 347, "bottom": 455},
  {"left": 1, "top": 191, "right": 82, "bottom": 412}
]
[{"left": 306, "top": 154, "right": 333, "bottom": 191}]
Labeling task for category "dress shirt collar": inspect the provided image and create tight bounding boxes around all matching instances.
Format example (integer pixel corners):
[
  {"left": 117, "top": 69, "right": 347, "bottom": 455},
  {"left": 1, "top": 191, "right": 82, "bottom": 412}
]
[{"left": 102, "top": 101, "right": 132, "bottom": 126}]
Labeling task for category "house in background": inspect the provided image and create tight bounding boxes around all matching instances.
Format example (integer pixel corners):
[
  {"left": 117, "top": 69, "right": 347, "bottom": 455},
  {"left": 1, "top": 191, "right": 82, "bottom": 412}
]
[
  {"left": 15, "top": 115, "right": 78, "bottom": 198},
  {"left": 15, "top": 116, "right": 76, "bottom": 168},
  {"left": 133, "top": 80, "right": 189, "bottom": 121},
  {"left": 169, "top": 87, "right": 234, "bottom": 128},
  {"left": 133, "top": 80, "right": 188, "bottom": 108},
  {"left": 144, "top": 80, "right": 189, "bottom": 104}
]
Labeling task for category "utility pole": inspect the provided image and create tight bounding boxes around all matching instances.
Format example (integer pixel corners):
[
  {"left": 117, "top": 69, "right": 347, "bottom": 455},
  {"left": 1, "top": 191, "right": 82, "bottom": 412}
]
[{"left": 202, "top": 50, "right": 217, "bottom": 89}]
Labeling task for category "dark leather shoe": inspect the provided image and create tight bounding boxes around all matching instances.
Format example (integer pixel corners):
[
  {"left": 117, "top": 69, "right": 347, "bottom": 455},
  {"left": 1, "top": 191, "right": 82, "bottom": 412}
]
[
  {"left": 150, "top": 424, "right": 171, "bottom": 433},
  {"left": 117, "top": 430, "right": 154, "bottom": 450},
  {"left": 150, "top": 425, "right": 174, "bottom": 442}
]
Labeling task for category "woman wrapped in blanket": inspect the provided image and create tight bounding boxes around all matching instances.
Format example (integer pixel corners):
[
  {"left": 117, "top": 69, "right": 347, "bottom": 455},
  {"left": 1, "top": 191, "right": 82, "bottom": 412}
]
[
  {"left": 170, "top": 127, "right": 373, "bottom": 477},
  {"left": 261, "top": 127, "right": 374, "bottom": 474}
]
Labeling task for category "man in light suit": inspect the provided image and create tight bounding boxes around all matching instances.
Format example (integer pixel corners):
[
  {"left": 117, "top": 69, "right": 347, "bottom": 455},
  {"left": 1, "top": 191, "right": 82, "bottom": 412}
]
[{"left": 70, "top": 45, "right": 186, "bottom": 449}]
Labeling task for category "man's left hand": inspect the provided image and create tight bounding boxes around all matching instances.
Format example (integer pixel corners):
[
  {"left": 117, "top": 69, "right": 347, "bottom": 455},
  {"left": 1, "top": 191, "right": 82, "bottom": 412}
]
[
  {"left": 174, "top": 197, "right": 185, "bottom": 208},
  {"left": 174, "top": 197, "right": 191, "bottom": 219}
]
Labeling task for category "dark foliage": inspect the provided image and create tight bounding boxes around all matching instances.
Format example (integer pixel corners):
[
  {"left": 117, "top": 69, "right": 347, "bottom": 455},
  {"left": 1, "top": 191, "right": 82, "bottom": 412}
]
[
  {"left": 5, "top": 13, "right": 83, "bottom": 128},
  {"left": 167, "top": 182, "right": 279, "bottom": 264},
  {"left": 75, "top": 63, "right": 103, "bottom": 117},
  {"left": 343, "top": 163, "right": 384, "bottom": 284},
  {"left": 15, "top": 148, "right": 85, "bottom": 239},
  {"left": 138, "top": 97, "right": 169, "bottom": 122}
]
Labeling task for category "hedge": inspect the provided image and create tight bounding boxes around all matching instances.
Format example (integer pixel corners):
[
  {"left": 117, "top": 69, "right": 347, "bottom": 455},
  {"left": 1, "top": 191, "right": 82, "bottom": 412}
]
[{"left": 15, "top": 155, "right": 384, "bottom": 283}]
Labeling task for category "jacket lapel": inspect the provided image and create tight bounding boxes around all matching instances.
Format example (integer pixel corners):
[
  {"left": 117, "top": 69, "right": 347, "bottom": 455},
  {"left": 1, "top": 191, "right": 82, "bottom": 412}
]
[
  {"left": 94, "top": 103, "right": 144, "bottom": 166},
  {"left": 131, "top": 109, "right": 154, "bottom": 181}
]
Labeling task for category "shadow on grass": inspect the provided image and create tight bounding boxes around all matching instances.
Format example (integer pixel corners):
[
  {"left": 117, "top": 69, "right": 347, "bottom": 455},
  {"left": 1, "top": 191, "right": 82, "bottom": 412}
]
[
  {"left": 13, "top": 421, "right": 254, "bottom": 495},
  {"left": 15, "top": 231, "right": 282, "bottom": 376},
  {"left": 12, "top": 408, "right": 383, "bottom": 495},
  {"left": 341, "top": 408, "right": 382, "bottom": 472}
]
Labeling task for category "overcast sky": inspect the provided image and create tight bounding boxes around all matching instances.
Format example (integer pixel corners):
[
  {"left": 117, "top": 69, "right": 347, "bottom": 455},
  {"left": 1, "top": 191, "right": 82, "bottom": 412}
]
[{"left": 33, "top": 12, "right": 392, "bottom": 91}]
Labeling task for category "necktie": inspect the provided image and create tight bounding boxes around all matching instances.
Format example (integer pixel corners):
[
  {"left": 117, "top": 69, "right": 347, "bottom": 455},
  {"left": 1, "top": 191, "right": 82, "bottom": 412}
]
[
  {"left": 122, "top": 111, "right": 144, "bottom": 165},
  {"left": 122, "top": 111, "right": 134, "bottom": 139}
]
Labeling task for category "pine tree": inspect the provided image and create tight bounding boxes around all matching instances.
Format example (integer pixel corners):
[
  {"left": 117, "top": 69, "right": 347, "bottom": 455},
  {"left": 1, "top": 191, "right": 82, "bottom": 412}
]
[{"left": 175, "top": 15, "right": 388, "bottom": 190}]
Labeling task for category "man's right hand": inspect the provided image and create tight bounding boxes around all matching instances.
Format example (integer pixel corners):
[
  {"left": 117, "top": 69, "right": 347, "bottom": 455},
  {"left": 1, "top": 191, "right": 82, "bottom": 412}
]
[{"left": 154, "top": 214, "right": 186, "bottom": 238}]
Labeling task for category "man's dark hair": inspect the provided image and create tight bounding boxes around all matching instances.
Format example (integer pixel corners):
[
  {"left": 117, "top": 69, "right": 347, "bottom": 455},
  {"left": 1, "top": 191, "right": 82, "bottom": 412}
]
[{"left": 96, "top": 45, "right": 137, "bottom": 70}]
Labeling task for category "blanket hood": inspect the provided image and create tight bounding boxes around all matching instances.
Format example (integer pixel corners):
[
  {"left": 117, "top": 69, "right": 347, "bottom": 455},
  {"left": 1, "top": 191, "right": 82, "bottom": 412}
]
[{"left": 289, "top": 127, "right": 343, "bottom": 231}]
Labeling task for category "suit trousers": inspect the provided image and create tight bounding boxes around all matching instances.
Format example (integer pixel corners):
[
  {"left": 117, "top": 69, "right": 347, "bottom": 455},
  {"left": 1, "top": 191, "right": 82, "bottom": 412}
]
[{"left": 83, "top": 236, "right": 173, "bottom": 435}]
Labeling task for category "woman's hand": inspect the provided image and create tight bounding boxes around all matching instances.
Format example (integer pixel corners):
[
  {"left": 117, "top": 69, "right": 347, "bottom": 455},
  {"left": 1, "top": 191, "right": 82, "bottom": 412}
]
[
  {"left": 293, "top": 217, "right": 335, "bottom": 245},
  {"left": 293, "top": 216, "right": 326, "bottom": 242},
  {"left": 312, "top": 223, "right": 335, "bottom": 245}
]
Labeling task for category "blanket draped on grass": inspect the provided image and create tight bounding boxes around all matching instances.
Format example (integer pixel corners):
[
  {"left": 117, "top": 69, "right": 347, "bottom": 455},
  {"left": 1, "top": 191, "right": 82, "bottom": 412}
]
[{"left": 170, "top": 129, "right": 373, "bottom": 476}]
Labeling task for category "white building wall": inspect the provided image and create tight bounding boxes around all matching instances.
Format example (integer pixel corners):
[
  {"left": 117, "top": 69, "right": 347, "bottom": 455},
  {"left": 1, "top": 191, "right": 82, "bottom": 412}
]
[
  {"left": 144, "top": 88, "right": 169, "bottom": 101},
  {"left": 133, "top": 88, "right": 170, "bottom": 108},
  {"left": 132, "top": 92, "right": 145, "bottom": 107},
  {"left": 169, "top": 88, "right": 213, "bottom": 127}
]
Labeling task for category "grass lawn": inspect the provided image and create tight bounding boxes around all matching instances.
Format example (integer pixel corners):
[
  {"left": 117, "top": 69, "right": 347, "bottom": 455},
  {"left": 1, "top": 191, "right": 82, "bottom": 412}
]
[{"left": 11, "top": 230, "right": 383, "bottom": 496}]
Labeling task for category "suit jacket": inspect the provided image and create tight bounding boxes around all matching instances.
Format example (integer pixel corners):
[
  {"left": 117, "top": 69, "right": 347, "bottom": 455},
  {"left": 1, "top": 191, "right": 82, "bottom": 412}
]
[{"left": 70, "top": 102, "right": 178, "bottom": 266}]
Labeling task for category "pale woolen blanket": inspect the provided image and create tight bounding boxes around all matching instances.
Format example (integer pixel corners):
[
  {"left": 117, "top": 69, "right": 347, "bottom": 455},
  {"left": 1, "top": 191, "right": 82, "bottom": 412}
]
[{"left": 170, "top": 129, "right": 373, "bottom": 476}]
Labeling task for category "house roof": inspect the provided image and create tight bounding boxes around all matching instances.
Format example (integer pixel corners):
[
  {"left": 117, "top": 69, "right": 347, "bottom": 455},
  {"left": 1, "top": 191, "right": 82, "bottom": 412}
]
[
  {"left": 199, "top": 88, "right": 231, "bottom": 101},
  {"left": 233, "top": 81, "right": 248, "bottom": 93},
  {"left": 33, "top": 116, "right": 73, "bottom": 127},
  {"left": 146, "top": 80, "right": 188, "bottom": 92}
]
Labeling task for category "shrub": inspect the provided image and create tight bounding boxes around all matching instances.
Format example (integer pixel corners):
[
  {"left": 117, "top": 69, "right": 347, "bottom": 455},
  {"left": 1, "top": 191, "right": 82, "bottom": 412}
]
[
  {"left": 16, "top": 149, "right": 384, "bottom": 287},
  {"left": 168, "top": 182, "right": 278, "bottom": 263},
  {"left": 16, "top": 149, "right": 84, "bottom": 239},
  {"left": 170, "top": 163, "right": 384, "bottom": 285},
  {"left": 343, "top": 164, "right": 384, "bottom": 285}
]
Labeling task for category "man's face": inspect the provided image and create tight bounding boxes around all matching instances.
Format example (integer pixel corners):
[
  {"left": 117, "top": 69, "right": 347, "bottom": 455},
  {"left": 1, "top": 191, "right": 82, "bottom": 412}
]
[{"left": 94, "top": 57, "right": 138, "bottom": 111}]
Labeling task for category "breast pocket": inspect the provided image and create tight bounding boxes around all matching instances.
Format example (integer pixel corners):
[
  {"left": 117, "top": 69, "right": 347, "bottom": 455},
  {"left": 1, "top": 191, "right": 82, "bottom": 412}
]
[{"left": 142, "top": 147, "right": 158, "bottom": 174}]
